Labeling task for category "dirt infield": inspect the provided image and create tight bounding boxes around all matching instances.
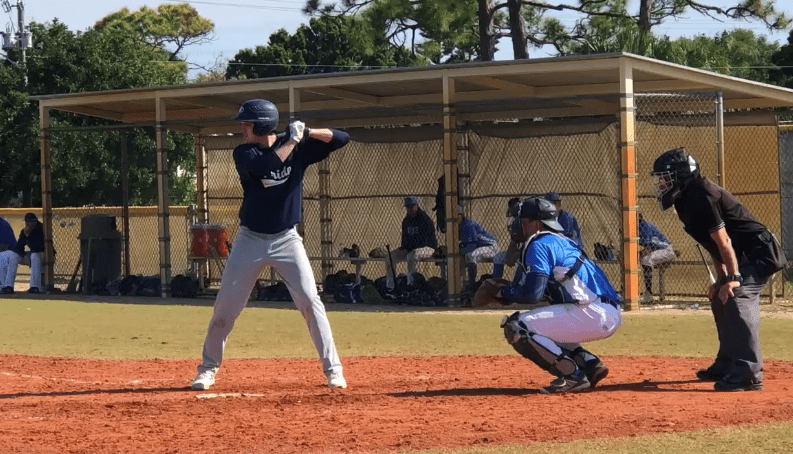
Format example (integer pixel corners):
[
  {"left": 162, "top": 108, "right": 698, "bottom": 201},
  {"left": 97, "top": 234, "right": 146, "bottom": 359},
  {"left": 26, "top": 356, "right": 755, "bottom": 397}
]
[{"left": 2, "top": 354, "right": 793, "bottom": 454}]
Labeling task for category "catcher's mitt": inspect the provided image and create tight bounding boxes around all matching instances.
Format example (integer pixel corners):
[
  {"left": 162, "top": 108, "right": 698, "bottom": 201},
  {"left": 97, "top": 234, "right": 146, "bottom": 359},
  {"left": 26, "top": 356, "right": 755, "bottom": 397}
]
[{"left": 472, "top": 278, "right": 511, "bottom": 307}]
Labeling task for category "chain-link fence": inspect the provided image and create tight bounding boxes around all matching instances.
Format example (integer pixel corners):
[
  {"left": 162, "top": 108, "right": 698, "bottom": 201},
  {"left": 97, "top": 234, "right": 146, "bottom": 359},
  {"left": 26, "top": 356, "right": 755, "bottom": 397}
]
[
  {"left": 198, "top": 94, "right": 788, "bottom": 305},
  {"left": 43, "top": 128, "right": 193, "bottom": 290}
]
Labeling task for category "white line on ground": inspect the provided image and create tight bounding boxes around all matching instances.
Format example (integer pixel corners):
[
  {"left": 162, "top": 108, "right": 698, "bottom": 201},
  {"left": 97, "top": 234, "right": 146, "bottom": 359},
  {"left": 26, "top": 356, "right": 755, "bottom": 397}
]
[
  {"left": 0, "top": 371, "right": 177, "bottom": 385},
  {"left": 196, "top": 393, "right": 265, "bottom": 399}
]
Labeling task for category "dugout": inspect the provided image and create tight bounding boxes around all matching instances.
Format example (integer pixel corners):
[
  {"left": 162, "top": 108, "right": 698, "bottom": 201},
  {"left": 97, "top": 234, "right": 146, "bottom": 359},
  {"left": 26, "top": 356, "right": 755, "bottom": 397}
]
[{"left": 32, "top": 53, "right": 793, "bottom": 309}]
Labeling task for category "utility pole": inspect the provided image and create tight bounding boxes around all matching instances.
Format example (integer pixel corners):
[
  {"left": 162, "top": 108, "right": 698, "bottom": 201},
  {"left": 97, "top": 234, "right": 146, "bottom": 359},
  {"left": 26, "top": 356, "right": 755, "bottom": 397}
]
[{"left": 2, "top": 0, "right": 32, "bottom": 87}]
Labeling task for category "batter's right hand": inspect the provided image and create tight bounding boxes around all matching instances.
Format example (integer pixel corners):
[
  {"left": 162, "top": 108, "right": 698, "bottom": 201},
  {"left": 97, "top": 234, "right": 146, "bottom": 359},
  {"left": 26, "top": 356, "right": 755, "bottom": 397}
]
[{"left": 289, "top": 121, "right": 305, "bottom": 142}]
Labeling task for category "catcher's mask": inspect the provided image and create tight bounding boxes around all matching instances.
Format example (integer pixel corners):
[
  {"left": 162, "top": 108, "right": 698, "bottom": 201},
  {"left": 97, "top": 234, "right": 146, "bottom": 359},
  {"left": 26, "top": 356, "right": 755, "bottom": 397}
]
[{"left": 650, "top": 147, "right": 700, "bottom": 211}]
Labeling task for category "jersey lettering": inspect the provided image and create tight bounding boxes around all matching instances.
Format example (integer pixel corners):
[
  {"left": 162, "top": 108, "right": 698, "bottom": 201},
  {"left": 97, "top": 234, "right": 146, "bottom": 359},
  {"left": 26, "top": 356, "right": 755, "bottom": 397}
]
[
  {"left": 406, "top": 226, "right": 420, "bottom": 235},
  {"left": 261, "top": 166, "right": 292, "bottom": 188}
]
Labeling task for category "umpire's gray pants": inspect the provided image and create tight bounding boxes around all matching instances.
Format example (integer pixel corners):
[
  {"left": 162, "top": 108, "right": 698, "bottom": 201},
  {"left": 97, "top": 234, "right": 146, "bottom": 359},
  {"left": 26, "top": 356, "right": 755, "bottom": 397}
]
[
  {"left": 709, "top": 264, "right": 768, "bottom": 382},
  {"left": 197, "top": 226, "right": 342, "bottom": 377}
]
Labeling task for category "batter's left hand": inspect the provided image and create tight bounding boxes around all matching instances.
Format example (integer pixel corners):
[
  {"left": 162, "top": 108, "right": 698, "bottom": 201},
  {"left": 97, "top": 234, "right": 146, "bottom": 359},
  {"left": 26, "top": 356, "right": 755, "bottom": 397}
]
[
  {"left": 289, "top": 121, "right": 305, "bottom": 142},
  {"left": 718, "top": 281, "right": 740, "bottom": 304}
]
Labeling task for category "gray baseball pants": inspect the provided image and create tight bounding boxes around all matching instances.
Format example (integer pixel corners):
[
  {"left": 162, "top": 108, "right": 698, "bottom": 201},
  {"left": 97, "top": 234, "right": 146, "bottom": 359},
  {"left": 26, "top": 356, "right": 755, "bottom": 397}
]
[
  {"left": 709, "top": 263, "right": 768, "bottom": 382},
  {"left": 197, "top": 226, "right": 342, "bottom": 377}
]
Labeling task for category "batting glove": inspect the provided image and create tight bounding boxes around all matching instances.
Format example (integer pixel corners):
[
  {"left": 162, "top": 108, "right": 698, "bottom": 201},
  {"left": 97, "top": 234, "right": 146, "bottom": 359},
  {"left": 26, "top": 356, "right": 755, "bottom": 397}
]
[{"left": 289, "top": 121, "right": 305, "bottom": 142}]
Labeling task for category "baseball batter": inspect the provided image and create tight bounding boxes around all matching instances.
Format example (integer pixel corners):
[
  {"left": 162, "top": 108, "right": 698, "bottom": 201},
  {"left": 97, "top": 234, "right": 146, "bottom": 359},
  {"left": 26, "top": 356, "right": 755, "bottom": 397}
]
[{"left": 191, "top": 99, "right": 349, "bottom": 391}]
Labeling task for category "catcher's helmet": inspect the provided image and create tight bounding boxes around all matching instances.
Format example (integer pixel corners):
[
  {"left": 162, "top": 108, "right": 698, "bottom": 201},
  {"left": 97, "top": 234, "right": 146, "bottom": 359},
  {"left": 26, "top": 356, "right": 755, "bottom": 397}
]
[
  {"left": 519, "top": 197, "right": 563, "bottom": 232},
  {"left": 234, "top": 99, "right": 279, "bottom": 136},
  {"left": 650, "top": 147, "right": 700, "bottom": 211}
]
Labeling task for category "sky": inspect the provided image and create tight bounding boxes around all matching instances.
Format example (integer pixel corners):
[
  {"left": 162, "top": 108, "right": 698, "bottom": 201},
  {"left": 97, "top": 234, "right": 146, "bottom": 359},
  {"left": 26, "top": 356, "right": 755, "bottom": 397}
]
[{"left": 5, "top": 0, "right": 793, "bottom": 78}]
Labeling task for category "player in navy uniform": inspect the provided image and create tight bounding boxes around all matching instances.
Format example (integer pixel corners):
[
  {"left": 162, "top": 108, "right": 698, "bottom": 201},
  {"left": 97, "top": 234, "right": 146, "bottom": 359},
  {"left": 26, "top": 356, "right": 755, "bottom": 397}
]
[
  {"left": 0, "top": 215, "right": 18, "bottom": 294},
  {"left": 544, "top": 192, "right": 583, "bottom": 250},
  {"left": 384, "top": 196, "right": 437, "bottom": 294},
  {"left": 651, "top": 147, "right": 787, "bottom": 391},
  {"left": 191, "top": 99, "right": 350, "bottom": 391},
  {"left": 490, "top": 197, "right": 622, "bottom": 394}
]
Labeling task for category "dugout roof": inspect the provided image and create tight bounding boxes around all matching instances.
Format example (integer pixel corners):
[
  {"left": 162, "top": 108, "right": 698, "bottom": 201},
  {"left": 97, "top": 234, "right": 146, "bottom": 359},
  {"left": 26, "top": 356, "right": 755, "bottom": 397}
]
[{"left": 33, "top": 52, "right": 793, "bottom": 134}]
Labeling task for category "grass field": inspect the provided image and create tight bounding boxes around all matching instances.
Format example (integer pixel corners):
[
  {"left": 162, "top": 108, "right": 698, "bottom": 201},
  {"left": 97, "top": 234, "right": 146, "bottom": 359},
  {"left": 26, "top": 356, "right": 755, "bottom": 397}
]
[{"left": 2, "top": 296, "right": 793, "bottom": 453}]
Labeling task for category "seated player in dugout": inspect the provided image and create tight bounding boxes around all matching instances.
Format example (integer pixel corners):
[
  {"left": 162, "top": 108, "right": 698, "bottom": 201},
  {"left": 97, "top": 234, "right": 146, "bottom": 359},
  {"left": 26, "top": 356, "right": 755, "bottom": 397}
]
[
  {"left": 456, "top": 205, "right": 499, "bottom": 291},
  {"left": 0, "top": 213, "right": 47, "bottom": 294},
  {"left": 544, "top": 192, "right": 584, "bottom": 250},
  {"left": 474, "top": 197, "right": 622, "bottom": 394},
  {"left": 383, "top": 196, "right": 438, "bottom": 296},
  {"left": 638, "top": 212, "right": 676, "bottom": 304}
]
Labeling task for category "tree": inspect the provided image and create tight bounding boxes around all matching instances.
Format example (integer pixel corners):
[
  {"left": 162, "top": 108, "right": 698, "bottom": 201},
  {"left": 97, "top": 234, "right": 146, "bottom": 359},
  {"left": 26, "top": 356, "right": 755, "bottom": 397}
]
[
  {"left": 771, "top": 30, "right": 793, "bottom": 88},
  {"left": 304, "top": 0, "right": 483, "bottom": 63},
  {"left": 226, "top": 14, "right": 426, "bottom": 80},
  {"left": 306, "top": 0, "right": 790, "bottom": 61},
  {"left": 94, "top": 3, "right": 214, "bottom": 64},
  {"left": 0, "top": 21, "right": 194, "bottom": 207},
  {"left": 524, "top": 0, "right": 790, "bottom": 58}
]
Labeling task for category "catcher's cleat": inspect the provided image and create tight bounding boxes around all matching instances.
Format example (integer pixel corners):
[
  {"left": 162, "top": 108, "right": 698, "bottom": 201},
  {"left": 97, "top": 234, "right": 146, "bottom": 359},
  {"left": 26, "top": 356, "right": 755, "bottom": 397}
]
[
  {"left": 327, "top": 372, "right": 347, "bottom": 389},
  {"left": 585, "top": 362, "right": 609, "bottom": 388},
  {"left": 1, "top": 286, "right": 14, "bottom": 294},
  {"left": 191, "top": 370, "right": 215, "bottom": 390},
  {"left": 540, "top": 370, "right": 590, "bottom": 394}
]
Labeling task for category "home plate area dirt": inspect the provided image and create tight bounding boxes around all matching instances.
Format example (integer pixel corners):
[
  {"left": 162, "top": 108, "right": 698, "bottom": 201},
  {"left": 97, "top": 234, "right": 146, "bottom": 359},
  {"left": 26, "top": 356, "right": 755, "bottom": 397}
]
[{"left": 2, "top": 354, "right": 793, "bottom": 453}]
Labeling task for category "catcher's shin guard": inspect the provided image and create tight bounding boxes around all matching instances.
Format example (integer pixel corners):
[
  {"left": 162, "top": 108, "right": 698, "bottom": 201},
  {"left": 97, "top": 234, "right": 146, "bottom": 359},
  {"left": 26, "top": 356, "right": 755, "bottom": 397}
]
[{"left": 501, "top": 312, "right": 577, "bottom": 377}]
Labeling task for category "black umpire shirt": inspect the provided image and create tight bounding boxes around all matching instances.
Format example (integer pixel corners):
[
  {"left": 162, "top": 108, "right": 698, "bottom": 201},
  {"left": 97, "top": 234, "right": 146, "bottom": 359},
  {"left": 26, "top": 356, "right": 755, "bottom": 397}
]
[{"left": 673, "top": 176, "right": 767, "bottom": 263}]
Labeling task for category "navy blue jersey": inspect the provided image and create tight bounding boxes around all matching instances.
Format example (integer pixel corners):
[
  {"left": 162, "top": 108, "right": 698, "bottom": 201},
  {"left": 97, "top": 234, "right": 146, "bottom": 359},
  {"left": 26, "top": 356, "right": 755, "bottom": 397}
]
[
  {"left": 234, "top": 130, "right": 349, "bottom": 234},
  {"left": 15, "top": 221, "right": 44, "bottom": 255},
  {"left": 401, "top": 209, "right": 437, "bottom": 250},
  {"left": 0, "top": 216, "right": 16, "bottom": 250}
]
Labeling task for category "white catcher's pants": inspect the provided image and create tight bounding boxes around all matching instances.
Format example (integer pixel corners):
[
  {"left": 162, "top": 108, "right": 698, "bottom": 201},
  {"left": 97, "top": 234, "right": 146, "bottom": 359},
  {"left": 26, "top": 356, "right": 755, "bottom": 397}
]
[
  {"left": 0, "top": 250, "right": 43, "bottom": 290},
  {"left": 197, "top": 226, "right": 342, "bottom": 377},
  {"left": 517, "top": 300, "right": 622, "bottom": 356}
]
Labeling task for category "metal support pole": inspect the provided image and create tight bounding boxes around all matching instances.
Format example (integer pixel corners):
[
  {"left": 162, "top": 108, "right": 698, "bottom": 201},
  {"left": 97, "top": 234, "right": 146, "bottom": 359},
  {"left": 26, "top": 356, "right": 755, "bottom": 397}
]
[{"left": 716, "top": 92, "right": 726, "bottom": 188}]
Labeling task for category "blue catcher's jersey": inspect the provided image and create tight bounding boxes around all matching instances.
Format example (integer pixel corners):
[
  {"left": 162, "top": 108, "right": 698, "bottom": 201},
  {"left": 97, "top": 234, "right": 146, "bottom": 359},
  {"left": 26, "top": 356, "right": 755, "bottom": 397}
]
[{"left": 521, "top": 231, "right": 619, "bottom": 303}]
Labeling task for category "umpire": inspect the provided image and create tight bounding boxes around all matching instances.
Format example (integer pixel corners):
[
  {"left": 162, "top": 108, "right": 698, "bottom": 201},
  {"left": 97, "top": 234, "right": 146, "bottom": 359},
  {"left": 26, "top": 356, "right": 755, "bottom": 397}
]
[{"left": 651, "top": 147, "right": 787, "bottom": 391}]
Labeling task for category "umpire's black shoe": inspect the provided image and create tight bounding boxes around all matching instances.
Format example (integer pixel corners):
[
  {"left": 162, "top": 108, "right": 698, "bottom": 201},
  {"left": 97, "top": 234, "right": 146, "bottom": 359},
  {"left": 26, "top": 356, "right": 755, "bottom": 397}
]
[
  {"left": 1, "top": 286, "right": 14, "bottom": 294},
  {"left": 696, "top": 365, "right": 728, "bottom": 382},
  {"left": 713, "top": 375, "right": 763, "bottom": 392}
]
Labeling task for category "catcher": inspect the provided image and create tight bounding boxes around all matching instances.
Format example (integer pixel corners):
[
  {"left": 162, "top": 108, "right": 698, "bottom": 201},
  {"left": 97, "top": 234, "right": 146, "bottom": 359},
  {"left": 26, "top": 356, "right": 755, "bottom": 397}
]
[{"left": 473, "top": 197, "right": 622, "bottom": 394}]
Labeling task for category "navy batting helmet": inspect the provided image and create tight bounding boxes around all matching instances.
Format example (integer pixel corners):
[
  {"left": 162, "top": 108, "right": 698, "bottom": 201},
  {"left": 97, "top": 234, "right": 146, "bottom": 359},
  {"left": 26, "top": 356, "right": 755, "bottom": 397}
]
[
  {"left": 519, "top": 197, "right": 563, "bottom": 232},
  {"left": 234, "top": 99, "right": 279, "bottom": 136},
  {"left": 650, "top": 147, "right": 700, "bottom": 211}
]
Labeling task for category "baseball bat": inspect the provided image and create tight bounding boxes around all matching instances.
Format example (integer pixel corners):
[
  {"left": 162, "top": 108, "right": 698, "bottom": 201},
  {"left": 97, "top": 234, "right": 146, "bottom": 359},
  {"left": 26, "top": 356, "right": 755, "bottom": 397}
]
[{"left": 695, "top": 244, "right": 717, "bottom": 285}]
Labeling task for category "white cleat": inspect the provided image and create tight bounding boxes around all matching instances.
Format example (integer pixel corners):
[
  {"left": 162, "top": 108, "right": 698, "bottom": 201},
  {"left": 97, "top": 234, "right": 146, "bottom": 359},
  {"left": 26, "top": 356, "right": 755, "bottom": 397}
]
[
  {"left": 191, "top": 371, "right": 216, "bottom": 390},
  {"left": 327, "top": 372, "right": 347, "bottom": 389}
]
